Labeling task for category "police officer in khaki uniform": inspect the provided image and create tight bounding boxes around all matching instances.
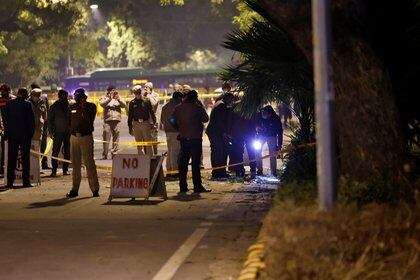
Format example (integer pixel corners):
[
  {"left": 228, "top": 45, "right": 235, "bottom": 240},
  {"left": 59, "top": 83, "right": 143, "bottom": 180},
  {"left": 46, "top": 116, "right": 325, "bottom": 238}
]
[
  {"left": 144, "top": 82, "right": 159, "bottom": 154},
  {"left": 99, "top": 85, "right": 127, "bottom": 159},
  {"left": 127, "top": 85, "right": 156, "bottom": 156},
  {"left": 66, "top": 88, "right": 100, "bottom": 198}
]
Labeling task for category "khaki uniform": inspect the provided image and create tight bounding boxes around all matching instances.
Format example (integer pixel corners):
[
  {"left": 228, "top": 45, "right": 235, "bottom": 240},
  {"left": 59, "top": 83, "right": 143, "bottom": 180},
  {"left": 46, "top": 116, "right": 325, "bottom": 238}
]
[
  {"left": 148, "top": 92, "right": 159, "bottom": 154},
  {"left": 69, "top": 102, "right": 99, "bottom": 193},
  {"left": 29, "top": 99, "right": 47, "bottom": 141},
  {"left": 127, "top": 98, "right": 156, "bottom": 156},
  {"left": 99, "top": 96, "right": 127, "bottom": 158}
]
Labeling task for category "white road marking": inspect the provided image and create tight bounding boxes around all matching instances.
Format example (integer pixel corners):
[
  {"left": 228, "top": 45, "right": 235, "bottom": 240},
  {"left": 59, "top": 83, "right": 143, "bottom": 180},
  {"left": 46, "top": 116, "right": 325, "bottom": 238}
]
[
  {"left": 152, "top": 227, "right": 209, "bottom": 280},
  {"left": 152, "top": 191, "right": 237, "bottom": 280},
  {"left": 200, "top": 222, "right": 213, "bottom": 227}
]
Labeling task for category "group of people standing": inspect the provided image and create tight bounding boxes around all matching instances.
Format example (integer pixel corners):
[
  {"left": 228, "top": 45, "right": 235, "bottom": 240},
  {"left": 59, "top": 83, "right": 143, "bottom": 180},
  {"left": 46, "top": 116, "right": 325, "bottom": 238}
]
[
  {"left": 206, "top": 83, "right": 283, "bottom": 180},
  {"left": 0, "top": 79, "right": 284, "bottom": 196}
]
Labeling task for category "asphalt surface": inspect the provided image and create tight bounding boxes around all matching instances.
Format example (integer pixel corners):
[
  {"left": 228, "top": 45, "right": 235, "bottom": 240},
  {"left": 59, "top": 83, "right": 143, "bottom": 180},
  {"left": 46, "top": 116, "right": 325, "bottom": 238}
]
[{"left": 0, "top": 117, "right": 278, "bottom": 280}]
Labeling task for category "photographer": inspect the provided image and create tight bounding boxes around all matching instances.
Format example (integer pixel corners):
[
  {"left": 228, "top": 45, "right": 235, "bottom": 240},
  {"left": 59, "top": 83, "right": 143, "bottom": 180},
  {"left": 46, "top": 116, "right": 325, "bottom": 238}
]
[{"left": 99, "top": 85, "right": 127, "bottom": 160}]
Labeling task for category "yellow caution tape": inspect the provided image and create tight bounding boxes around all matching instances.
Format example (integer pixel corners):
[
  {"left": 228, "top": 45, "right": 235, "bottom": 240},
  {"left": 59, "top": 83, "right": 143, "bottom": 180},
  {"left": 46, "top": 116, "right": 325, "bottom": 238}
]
[
  {"left": 93, "top": 138, "right": 165, "bottom": 147},
  {"left": 30, "top": 142, "right": 315, "bottom": 174}
]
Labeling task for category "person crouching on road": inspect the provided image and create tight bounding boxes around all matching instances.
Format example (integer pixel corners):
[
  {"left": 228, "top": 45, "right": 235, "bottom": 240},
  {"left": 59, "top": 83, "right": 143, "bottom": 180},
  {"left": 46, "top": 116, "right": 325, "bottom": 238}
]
[
  {"left": 161, "top": 90, "right": 183, "bottom": 178},
  {"left": 127, "top": 85, "right": 156, "bottom": 156},
  {"left": 29, "top": 88, "right": 47, "bottom": 151},
  {"left": 3, "top": 88, "right": 35, "bottom": 188},
  {"left": 99, "top": 85, "right": 127, "bottom": 160},
  {"left": 256, "top": 105, "right": 283, "bottom": 177},
  {"left": 66, "top": 88, "right": 100, "bottom": 198},
  {"left": 171, "top": 90, "right": 211, "bottom": 193},
  {"left": 48, "top": 89, "right": 70, "bottom": 177}
]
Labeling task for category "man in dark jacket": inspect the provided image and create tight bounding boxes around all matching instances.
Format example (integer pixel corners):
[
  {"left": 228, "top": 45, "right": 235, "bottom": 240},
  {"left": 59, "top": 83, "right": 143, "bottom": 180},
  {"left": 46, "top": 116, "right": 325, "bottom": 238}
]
[
  {"left": 66, "top": 88, "right": 99, "bottom": 198},
  {"left": 256, "top": 105, "right": 283, "bottom": 177},
  {"left": 3, "top": 88, "right": 35, "bottom": 188},
  {"left": 206, "top": 93, "right": 235, "bottom": 180},
  {"left": 172, "top": 90, "right": 210, "bottom": 193},
  {"left": 0, "top": 83, "right": 13, "bottom": 177},
  {"left": 48, "top": 89, "right": 70, "bottom": 177},
  {"left": 226, "top": 101, "right": 258, "bottom": 178},
  {"left": 161, "top": 90, "right": 183, "bottom": 177}
]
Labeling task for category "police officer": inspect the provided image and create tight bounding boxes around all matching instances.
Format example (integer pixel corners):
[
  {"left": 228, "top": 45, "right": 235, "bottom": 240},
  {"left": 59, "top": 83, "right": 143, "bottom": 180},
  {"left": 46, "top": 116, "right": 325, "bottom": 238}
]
[
  {"left": 99, "top": 85, "right": 127, "bottom": 159},
  {"left": 171, "top": 90, "right": 210, "bottom": 193},
  {"left": 66, "top": 88, "right": 100, "bottom": 198},
  {"left": 144, "top": 82, "right": 159, "bottom": 154},
  {"left": 127, "top": 85, "right": 156, "bottom": 156},
  {"left": 3, "top": 88, "right": 35, "bottom": 188},
  {"left": 30, "top": 83, "right": 50, "bottom": 170},
  {"left": 29, "top": 88, "right": 47, "bottom": 146},
  {"left": 48, "top": 89, "right": 70, "bottom": 177}
]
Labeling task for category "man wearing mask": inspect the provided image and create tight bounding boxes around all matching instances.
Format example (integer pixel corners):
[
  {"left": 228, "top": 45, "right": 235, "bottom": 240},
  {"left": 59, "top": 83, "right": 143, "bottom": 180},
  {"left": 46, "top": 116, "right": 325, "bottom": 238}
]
[
  {"left": 66, "top": 88, "right": 100, "bottom": 198},
  {"left": 3, "top": 88, "right": 35, "bottom": 188},
  {"left": 29, "top": 88, "right": 48, "bottom": 155},
  {"left": 99, "top": 85, "right": 127, "bottom": 160},
  {"left": 127, "top": 85, "right": 156, "bottom": 156},
  {"left": 161, "top": 90, "right": 183, "bottom": 178},
  {"left": 206, "top": 92, "right": 235, "bottom": 180},
  {"left": 171, "top": 90, "right": 210, "bottom": 193},
  {"left": 48, "top": 89, "right": 70, "bottom": 177},
  {"left": 256, "top": 105, "right": 283, "bottom": 177},
  {"left": 144, "top": 82, "right": 159, "bottom": 154}
]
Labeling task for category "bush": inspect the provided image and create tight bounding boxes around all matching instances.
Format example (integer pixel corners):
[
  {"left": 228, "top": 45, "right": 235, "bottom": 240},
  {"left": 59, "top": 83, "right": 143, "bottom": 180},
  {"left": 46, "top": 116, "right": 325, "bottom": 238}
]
[{"left": 259, "top": 199, "right": 420, "bottom": 279}]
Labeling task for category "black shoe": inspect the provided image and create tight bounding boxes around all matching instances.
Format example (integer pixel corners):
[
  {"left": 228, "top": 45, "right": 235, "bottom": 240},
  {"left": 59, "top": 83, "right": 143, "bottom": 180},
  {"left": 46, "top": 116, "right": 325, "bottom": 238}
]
[
  {"left": 49, "top": 171, "right": 57, "bottom": 177},
  {"left": 257, "top": 170, "right": 263, "bottom": 176},
  {"left": 23, "top": 184, "right": 34, "bottom": 188},
  {"left": 4, "top": 184, "right": 13, "bottom": 189},
  {"left": 66, "top": 190, "right": 78, "bottom": 198},
  {"left": 42, "top": 165, "right": 52, "bottom": 170},
  {"left": 92, "top": 190, "right": 99, "bottom": 197},
  {"left": 63, "top": 171, "right": 70, "bottom": 176},
  {"left": 179, "top": 188, "right": 189, "bottom": 193},
  {"left": 194, "top": 187, "right": 211, "bottom": 193}
]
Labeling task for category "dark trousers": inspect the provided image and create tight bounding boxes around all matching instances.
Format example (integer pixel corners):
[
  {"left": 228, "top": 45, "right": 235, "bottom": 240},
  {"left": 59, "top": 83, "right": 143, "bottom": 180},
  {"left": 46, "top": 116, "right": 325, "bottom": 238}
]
[
  {"left": 41, "top": 123, "right": 48, "bottom": 168},
  {"left": 231, "top": 138, "right": 245, "bottom": 176},
  {"left": 178, "top": 138, "right": 203, "bottom": 190},
  {"left": 7, "top": 138, "right": 31, "bottom": 185},
  {"left": 0, "top": 137, "right": 5, "bottom": 174},
  {"left": 245, "top": 138, "right": 257, "bottom": 174},
  {"left": 208, "top": 134, "right": 228, "bottom": 177},
  {"left": 51, "top": 132, "right": 70, "bottom": 172}
]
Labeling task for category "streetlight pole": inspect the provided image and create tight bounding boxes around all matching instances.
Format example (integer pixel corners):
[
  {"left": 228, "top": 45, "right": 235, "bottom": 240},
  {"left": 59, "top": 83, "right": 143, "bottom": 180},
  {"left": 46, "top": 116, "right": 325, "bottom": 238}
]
[{"left": 312, "top": 0, "right": 337, "bottom": 209}]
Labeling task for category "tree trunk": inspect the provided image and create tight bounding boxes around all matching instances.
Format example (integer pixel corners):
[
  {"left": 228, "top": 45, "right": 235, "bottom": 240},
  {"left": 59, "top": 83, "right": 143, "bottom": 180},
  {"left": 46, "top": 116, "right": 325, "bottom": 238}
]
[{"left": 259, "top": 0, "right": 406, "bottom": 181}]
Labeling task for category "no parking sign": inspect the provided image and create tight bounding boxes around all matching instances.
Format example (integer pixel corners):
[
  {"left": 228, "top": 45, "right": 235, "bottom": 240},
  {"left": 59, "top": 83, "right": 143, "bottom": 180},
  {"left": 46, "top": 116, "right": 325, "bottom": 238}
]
[{"left": 110, "top": 154, "right": 151, "bottom": 199}]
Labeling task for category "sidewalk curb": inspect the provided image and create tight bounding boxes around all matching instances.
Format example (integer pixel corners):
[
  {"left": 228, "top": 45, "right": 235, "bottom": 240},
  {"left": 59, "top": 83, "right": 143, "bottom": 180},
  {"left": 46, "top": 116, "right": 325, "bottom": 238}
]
[{"left": 237, "top": 239, "right": 266, "bottom": 280}]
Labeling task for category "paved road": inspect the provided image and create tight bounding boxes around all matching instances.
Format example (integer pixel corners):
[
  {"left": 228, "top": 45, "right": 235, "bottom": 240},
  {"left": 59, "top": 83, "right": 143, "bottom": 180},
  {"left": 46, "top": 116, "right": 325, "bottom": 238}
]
[
  {"left": 0, "top": 172, "right": 275, "bottom": 279},
  {"left": 0, "top": 116, "right": 280, "bottom": 279}
]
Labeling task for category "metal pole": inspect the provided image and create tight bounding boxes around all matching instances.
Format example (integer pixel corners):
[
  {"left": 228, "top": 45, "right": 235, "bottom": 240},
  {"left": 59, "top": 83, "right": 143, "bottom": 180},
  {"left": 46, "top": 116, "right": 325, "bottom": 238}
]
[{"left": 312, "top": 0, "right": 337, "bottom": 209}]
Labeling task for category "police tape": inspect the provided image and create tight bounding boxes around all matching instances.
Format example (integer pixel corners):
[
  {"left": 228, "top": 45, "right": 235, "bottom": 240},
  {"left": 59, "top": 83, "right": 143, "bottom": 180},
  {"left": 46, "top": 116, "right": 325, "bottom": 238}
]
[
  {"left": 165, "top": 142, "right": 316, "bottom": 175},
  {"left": 93, "top": 138, "right": 165, "bottom": 147},
  {"left": 30, "top": 142, "right": 316, "bottom": 174}
]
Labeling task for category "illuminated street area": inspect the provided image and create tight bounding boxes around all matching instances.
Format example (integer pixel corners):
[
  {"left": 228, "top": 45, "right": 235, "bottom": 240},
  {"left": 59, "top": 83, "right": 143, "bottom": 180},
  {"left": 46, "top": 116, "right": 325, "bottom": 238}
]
[{"left": 0, "top": 173, "right": 274, "bottom": 279}]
